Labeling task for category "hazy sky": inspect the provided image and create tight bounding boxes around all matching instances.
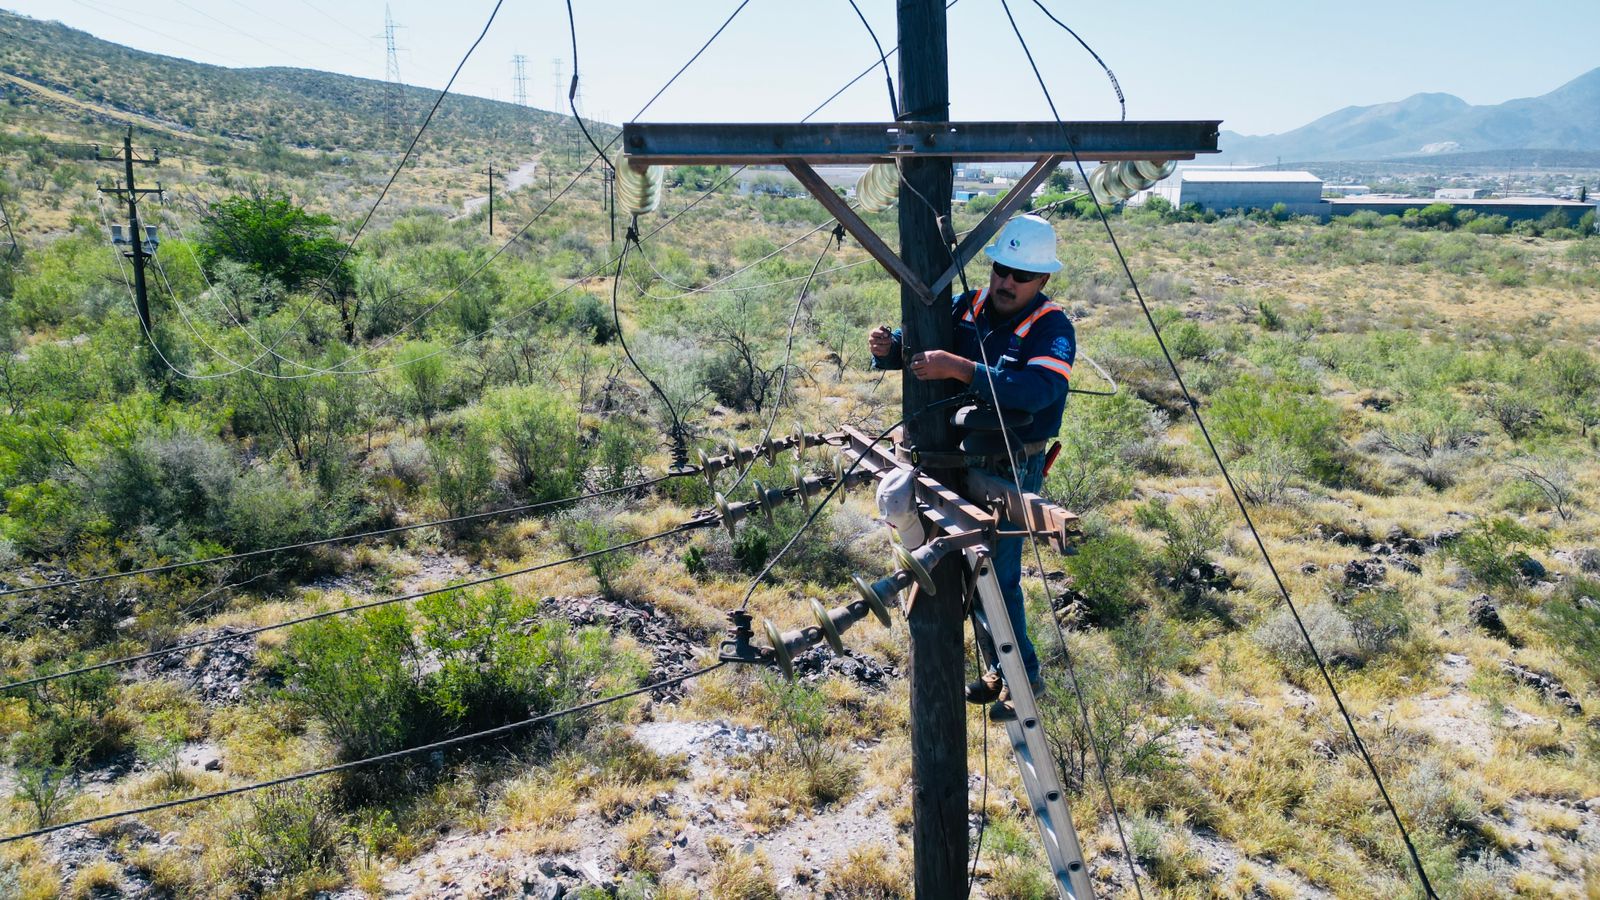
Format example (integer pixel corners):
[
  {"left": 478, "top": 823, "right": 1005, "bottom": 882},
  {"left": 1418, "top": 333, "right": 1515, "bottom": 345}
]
[{"left": 6, "top": 1, "right": 1598, "bottom": 136}]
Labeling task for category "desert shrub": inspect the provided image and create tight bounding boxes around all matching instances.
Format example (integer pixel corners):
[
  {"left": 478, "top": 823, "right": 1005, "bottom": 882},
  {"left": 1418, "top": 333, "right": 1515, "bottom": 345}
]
[
  {"left": 1462, "top": 214, "right": 1509, "bottom": 235},
  {"left": 558, "top": 501, "right": 634, "bottom": 599},
  {"left": 427, "top": 426, "right": 496, "bottom": 521},
  {"left": 1535, "top": 577, "right": 1600, "bottom": 689},
  {"left": 282, "top": 587, "right": 627, "bottom": 760},
  {"left": 474, "top": 384, "right": 586, "bottom": 502},
  {"left": 1208, "top": 375, "right": 1343, "bottom": 483},
  {"left": 1045, "top": 390, "right": 1167, "bottom": 513},
  {"left": 1478, "top": 387, "right": 1544, "bottom": 440},
  {"left": 1345, "top": 587, "right": 1413, "bottom": 658},
  {"left": 1040, "top": 632, "right": 1180, "bottom": 791},
  {"left": 224, "top": 786, "right": 345, "bottom": 896},
  {"left": 1063, "top": 530, "right": 1146, "bottom": 625},
  {"left": 393, "top": 341, "right": 449, "bottom": 428},
  {"left": 1254, "top": 600, "right": 1355, "bottom": 668},
  {"left": 229, "top": 361, "right": 363, "bottom": 490},
  {"left": 1134, "top": 496, "right": 1229, "bottom": 578},
  {"left": 594, "top": 417, "right": 652, "bottom": 490},
  {"left": 757, "top": 675, "right": 855, "bottom": 806},
  {"left": 1539, "top": 346, "right": 1600, "bottom": 436},
  {"left": 1233, "top": 442, "right": 1310, "bottom": 505},
  {"left": 87, "top": 427, "right": 323, "bottom": 559},
  {"left": 281, "top": 605, "right": 416, "bottom": 761},
  {"left": 1370, "top": 399, "right": 1483, "bottom": 489},
  {"left": 1445, "top": 516, "right": 1550, "bottom": 592},
  {"left": 1165, "top": 319, "right": 1217, "bottom": 360}
]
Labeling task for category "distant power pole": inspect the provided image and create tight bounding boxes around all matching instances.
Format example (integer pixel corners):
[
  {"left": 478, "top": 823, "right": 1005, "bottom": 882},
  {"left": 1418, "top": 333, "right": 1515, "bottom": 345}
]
[
  {"left": 511, "top": 54, "right": 528, "bottom": 108},
  {"left": 380, "top": 5, "right": 406, "bottom": 137},
  {"left": 95, "top": 127, "right": 163, "bottom": 338},
  {"left": 550, "top": 57, "right": 564, "bottom": 113},
  {"left": 487, "top": 164, "right": 495, "bottom": 236},
  {"left": 0, "top": 193, "right": 18, "bottom": 262}
]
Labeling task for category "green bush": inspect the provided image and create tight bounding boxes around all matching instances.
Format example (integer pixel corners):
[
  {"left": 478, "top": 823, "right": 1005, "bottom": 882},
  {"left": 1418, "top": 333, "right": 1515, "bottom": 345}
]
[
  {"left": 281, "top": 605, "right": 417, "bottom": 761},
  {"left": 1134, "top": 496, "right": 1228, "bottom": 578},
  {"left": 1044, "top": 390, "right": 1165, "bottom": 512},
  {"left": 757, "top": 675, "right": 855, "bottom": 805},
  {"left": 427, "top": 426, "right": 496, "bottom": 522},
  {"left": 282, "top": 586, "right": 628, "bottom": 761},
  {"left": 1254, "top": 600, "right": 1355, "bottom": 668},
  {"left": 224, "top": 787, "right": 344, "bottom": 896},
  {"left": 474, "top": 384, "right": 586, "bottom": 502},
  {"left": 1207, "top": 375, "right": 1343, "bottom": 483},
  {"left": 558, "top": 503, "right": 635, "bottom": 599},
  {"left": 1063, "top": 530, "right": 1146, "bottom": 625},
  {"left": 1536, "top": 577, "right": 1600, "bottom": 689},
  {"left": 1445, "top": 516, "right": 1550, "bottom": 592}
]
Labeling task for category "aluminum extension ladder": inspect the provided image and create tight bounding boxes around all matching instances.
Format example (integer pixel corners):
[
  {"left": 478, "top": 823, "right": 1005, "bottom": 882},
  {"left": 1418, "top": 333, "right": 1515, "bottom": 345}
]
[{"left": 966, "top": 548, "right": 1095, "bottom": 900}]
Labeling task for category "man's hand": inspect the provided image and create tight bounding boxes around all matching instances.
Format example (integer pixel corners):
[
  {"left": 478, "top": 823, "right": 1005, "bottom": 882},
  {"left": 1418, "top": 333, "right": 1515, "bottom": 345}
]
[
  {"left": 868, "top": 325, "right": 896, "bottom": 358},
  {"left": 909, "top": 349, "right": 974, "bottom": 384}
]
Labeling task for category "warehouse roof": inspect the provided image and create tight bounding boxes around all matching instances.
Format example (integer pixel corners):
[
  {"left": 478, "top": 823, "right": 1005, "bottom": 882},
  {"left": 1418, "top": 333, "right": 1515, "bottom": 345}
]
[{"left": 1178, "top": 169, "right": 1323, "bottom": 184}]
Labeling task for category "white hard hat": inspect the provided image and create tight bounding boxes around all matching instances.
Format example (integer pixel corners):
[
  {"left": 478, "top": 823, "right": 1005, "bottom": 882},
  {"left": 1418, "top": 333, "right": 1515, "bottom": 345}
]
[{"left": 983, "top": 214, "right": 1061, "bottom": 274}]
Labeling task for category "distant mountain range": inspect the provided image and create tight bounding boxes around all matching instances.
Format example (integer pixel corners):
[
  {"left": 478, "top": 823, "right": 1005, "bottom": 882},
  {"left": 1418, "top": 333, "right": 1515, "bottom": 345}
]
[{"left": 1219, "top": 67, "right": 1600, "bottom": 165}]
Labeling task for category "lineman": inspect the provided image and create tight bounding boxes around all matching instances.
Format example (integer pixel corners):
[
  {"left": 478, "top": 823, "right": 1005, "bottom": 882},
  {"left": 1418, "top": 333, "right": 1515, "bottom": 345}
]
[{"left": 867, "top": 213, "right": 1074, "bottom": 720}]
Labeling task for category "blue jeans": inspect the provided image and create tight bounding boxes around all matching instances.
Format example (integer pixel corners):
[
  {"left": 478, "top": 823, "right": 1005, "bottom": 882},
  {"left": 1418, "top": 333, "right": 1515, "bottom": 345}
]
[{"left": 974, "top": 451, "right": 1047, "bottom": 685}]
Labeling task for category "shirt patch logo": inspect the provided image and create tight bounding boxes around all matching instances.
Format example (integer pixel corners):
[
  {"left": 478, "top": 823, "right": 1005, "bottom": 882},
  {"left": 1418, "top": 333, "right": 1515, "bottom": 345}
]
[{"left": 1051, "top": 336, "right": 1072, "bottom": 359}]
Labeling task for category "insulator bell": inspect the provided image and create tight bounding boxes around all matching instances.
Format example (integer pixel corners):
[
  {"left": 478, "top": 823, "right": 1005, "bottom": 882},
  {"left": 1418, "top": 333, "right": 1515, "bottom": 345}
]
[
  {"left": 855, "top": 162, "right": 899, "bottom": 213},
  {"left": 615, "top": 161, "right": 663, "bottom": 215}
]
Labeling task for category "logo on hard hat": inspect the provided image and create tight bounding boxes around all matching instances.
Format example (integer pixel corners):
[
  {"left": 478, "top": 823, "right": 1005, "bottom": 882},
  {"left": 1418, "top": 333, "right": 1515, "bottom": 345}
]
[{"left": 1008, "top": 238, "right": 1020, "bottom": 249}]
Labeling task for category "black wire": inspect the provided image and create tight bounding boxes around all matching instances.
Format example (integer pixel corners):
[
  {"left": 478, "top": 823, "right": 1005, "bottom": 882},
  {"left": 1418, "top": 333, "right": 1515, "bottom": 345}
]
[
  {"left": 0, "top": 520, "right": 712, "bottom": 695},
  {"left": 994, "top": 2, "right": 1439, "bottom": 895},
  {"left": 0, "top": 660, "right": 724, "bottom": 845},
  {"left": 0, "top": 473, "right": 682, "bottom": 601},
  {"left": 1026, "top": 0, "right": 1125, "bottom": 120},
  {"left": 844, "top": 0, "right": 900, "bottom": 120},
  {"left": 564, "top": 0, "right": 615, "bottom": 173},
  {"left": 627, "top": 0, "right": 754, "bottom": 123},
  {"left": 961, "top": 240, "right": 1147, "bottom": 900},
  {"left": 967, "top": 604, "right": 991, "bottom": 896},
  {"left": 612, "top": 229, "right": 689, "bottom": 462},
  {"left": 721, "top": 226, "right": 840, "bottom": 499},
  {"left": 738, "top": 418, "right": 903, "bottom": 611}
]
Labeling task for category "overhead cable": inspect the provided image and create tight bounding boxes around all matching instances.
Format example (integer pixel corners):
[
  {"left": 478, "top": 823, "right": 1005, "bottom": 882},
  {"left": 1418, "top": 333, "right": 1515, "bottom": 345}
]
[
  {"left": 0, "top": 661, "right": 724, "bottom": 845},
  {"left": 0, "top": 473, "right": 681, "bottom": 601},
  {"left": 1, "top": 519, "right": 715, "bottom": 695},
  {"left": 995, "top": 2, "right": 1438, "bottom": 894}
]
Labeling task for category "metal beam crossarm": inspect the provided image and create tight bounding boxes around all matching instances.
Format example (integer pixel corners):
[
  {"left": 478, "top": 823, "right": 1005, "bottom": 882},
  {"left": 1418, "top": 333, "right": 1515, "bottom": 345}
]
[
  {"left": 783, "top": 159, "right": 934, "bottom": 305},
  {"left": 621, "top": 120, "right": 1221, "bottom": 166}
]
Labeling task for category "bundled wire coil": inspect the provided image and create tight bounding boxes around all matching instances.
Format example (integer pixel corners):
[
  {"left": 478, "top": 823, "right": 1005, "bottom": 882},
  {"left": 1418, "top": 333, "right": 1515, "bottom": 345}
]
[
  {"left": 854, "top": 162, "right": 899, "bottom": 212},
  {"left": 615, "top": 161, "right": 664, "bottom": 215}
]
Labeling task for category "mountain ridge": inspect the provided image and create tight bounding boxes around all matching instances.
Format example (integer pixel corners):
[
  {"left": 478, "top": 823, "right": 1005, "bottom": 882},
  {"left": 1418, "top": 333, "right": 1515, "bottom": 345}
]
[{"left": 1221, "top": 67, "right": 1600, "bottom": 164}]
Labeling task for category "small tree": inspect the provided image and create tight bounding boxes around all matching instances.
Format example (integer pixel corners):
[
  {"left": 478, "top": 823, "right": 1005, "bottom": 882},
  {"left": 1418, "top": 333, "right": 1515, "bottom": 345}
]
[{"left": 197, "top": 190, "right": 357, "bottom": 338}]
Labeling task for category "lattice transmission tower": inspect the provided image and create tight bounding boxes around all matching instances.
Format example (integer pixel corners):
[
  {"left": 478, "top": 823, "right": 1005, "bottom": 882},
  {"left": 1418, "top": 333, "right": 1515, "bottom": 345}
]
[
  {"left": 511, "top": 54, "right": 528, "bottom": 107},
  {"left": 380, "top": 5, "right": 406, "bottom": 137}
]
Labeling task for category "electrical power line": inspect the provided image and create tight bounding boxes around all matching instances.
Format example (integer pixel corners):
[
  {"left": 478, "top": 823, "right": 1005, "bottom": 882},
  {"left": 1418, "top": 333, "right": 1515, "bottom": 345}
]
[
  {"left": 994, "top": 2, "right": 1439, "bottom": 894},
  {"left": 0, "top": 472, "right": 682, "bottom": 601},
  {"left": 1, "top": 518, "right": 715, "bottom": 696},
  {"left": 0, "top": 660, "right": 724, "bottom": 845}
]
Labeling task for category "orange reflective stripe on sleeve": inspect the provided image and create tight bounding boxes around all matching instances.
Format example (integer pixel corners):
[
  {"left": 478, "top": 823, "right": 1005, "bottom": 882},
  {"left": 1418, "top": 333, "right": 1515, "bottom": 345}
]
[
  {"left": 1013, "top": 302, "right": 1063, "bottom": 338},
  {"left": 962, "top": 287, "right": 990, "bottom": 323},
  {"left": 1026, "top": 356, "right": 1073, "bottom": 378}
]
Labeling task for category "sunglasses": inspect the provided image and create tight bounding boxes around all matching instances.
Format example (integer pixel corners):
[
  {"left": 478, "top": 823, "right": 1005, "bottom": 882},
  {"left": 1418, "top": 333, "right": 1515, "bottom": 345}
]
[{"left": 991, "top": 262, "right": 1046, "bottom": 284}]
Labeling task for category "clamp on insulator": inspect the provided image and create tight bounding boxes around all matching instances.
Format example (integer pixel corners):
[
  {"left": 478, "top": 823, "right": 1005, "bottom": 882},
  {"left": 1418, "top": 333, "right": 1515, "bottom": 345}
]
[{"left": 718, "top": 610, "right": 770, "bottom": 665}]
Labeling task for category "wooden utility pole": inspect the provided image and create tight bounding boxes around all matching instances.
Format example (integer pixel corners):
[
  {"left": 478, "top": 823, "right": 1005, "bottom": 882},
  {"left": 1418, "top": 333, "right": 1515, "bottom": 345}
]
[
  {"left": 487, "top": 164, "right": 495, "bottom": 236},
  {"left": 96, "top": 128, "right": 163, "bottom": 338},
  {"left": 895, "top": 3, "right": 966, "bottom": 895}
]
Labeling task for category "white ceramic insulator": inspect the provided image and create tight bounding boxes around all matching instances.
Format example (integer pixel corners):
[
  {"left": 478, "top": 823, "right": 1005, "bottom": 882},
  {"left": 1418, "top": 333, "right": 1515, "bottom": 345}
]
[
  {"left": 1089, "top": 159, "right": 1177, "bottom": 205},
  {"left": 875, "top": 466, "right": 926, "bottom": 548},
  {"left": 855, "top": 162, "right": 899, "bottom": 213},
  {"left": 616, "top": 162, "right": 664, "bottom": 215}
]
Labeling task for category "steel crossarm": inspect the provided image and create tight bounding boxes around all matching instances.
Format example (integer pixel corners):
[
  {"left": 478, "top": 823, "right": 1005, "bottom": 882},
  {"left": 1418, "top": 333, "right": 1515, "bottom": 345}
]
[{"left": 967, "top": 548, "right": 1094, "bottom": 899}]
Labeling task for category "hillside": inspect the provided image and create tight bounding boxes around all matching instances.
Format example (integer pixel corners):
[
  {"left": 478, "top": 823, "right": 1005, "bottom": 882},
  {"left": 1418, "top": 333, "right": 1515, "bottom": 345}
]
[
  {"left": 1, "top": 15, "right": 1600, "bottom": 900},
  {"left": 1221, "top": 66, "right": 1600, "bottom": 164}
]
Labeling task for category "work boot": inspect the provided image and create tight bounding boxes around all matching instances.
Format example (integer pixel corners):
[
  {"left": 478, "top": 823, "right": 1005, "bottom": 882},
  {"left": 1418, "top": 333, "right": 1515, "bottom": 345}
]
[
  {"left": 988, "top": 675, "right": 1046, "bottom": 723},
  {"left": 965, "top": 670, "right": 1003, "bottom": 705}
]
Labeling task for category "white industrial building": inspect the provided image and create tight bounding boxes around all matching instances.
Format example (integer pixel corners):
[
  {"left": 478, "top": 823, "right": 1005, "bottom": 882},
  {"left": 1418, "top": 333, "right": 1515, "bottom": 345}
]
[{"left": 1136, "top": 169, "right": 1329, "bottom": 218}]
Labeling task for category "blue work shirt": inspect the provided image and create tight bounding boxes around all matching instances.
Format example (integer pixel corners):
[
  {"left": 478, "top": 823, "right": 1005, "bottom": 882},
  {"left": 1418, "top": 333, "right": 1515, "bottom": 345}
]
[{"left": 871, "top": 287, "right": 1075, "bottom": 443}]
